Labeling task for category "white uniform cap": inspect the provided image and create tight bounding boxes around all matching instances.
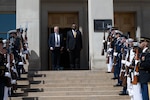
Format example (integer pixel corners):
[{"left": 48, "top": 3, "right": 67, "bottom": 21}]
[
  {"left": 8, "top": 30, "right": 17, "bottom": 34},
  {"left": 126, "top": 38, "right": 134, "bottom": 43},
  {"left": 114, "top": 30, "right": 123, "bottom": 35}
]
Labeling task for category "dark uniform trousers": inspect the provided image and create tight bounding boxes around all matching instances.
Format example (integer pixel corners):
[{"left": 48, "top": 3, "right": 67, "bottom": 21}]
[
  {"left": 139, "top": 51, "right": 150, "bottom": 100},
  {"left": 114, "top": 40, "right": 122, "bottom": 85},
  {"left": 0, "top": 77, "right": 5, "bottom": 100}
]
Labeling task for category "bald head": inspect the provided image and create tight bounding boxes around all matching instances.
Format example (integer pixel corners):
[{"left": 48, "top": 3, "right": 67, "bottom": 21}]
[{"left": 54, "top": 26, "right": 59, "bottom": 33}]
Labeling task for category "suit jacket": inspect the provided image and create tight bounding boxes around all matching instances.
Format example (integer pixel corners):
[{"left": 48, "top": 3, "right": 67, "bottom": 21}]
[
  {"left": 139, "top": 48, "right": 150, "bottom": 84},
  {"left": 66, "top": 30, "right": 82, "bottom": 51},
  {"left": 49, "top": 33, "right": 63, "bottom": 49}
]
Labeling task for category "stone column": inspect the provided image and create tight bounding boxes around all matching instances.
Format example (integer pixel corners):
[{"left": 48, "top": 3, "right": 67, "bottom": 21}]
[
  {"left": 88, "top": 0, "right": 114, "bottom": 70},
  {"left": 16, "top": 0, "right": 40, "bottom": 70}
]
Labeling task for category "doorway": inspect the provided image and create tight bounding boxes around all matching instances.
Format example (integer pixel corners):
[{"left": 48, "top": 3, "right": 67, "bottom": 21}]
[
  {"left": 48, "top": 12, "right": 79, "bottom": 70},
  {"left": 114, "top": 12, "right": 136, "bottom": 38}
]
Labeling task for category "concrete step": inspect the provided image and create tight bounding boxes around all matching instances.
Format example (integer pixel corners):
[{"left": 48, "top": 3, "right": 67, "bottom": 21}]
[
  {"left": 29, "top": 70, "right": 112, "bottom": 76},
  {"left": 11, "top": 70, "right": 130, "bottom": 100},
  {"left": 29, "top": 86, "right": 122, "bottom": 91},
  {"left": 29, "top": 75, "right": 113, "bottom": 79},
  {"left": 24, "top": 86, "right": 122, "bottom": 92},
  {"left": 30, "top": 78, "right": 117, "bottom": 85},
  {"left": 11, "top": 95, "right": 130, "bottom": 100},
  {"left": 27, "top": 91, "right": 124, "bottom": 97},
  {"left": 30, "top": 83, "right": 121, "bottom": 87}
]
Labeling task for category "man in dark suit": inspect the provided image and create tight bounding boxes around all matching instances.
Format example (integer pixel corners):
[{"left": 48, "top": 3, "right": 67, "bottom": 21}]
[
  {"left": 49, "top": 26, "right": 64, "bottom": 70},
  {"left": 66, "top": 23, "right": 82, "bottom": 70},
  {"left": 139, "top": 37, "right": 150, "bottom": 100}
]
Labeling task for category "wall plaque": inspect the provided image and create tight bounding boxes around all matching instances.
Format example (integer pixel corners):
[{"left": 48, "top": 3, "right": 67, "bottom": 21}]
[{"left": 94, "top": 19, "right": 112, "bottom": 32}]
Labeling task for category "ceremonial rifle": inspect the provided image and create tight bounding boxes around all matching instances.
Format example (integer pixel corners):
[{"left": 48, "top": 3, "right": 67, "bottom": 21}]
[
  {"left": 120, "top": 47, "right": 126, "bottom": 81},
  {"left": 101, "top": 22, "right": 107, "bottom": 56},
  {"left": 122, "top": 34, "right": 130, "bottom": 87},
  {"left": 24, "top": 25, "right": 29, "bottom": 60},
  {"left": 132, "top": 46, "right": 139, "bottom": 84}
]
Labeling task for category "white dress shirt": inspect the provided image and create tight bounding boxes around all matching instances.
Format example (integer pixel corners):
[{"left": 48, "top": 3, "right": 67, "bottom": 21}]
[{"left": 55, "top": 33, "right": 60, "bottom": 47}]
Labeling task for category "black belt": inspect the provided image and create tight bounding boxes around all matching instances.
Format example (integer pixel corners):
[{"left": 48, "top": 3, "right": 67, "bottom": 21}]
[
  {"left": 0, "top": 66, "right": 5, "bottom": 70},
  {"left": 55, "top": 47, "right": 60, "bottom": 49}
]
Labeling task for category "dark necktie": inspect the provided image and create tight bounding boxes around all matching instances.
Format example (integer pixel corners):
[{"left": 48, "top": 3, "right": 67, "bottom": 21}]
[{"left": 57, "top": 34, "right": 59, "bottom": 45}]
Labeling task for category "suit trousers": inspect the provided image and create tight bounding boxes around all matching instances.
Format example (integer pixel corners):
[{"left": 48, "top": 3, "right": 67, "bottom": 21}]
[
  {"left": 51, "top": 47, "right": 61, "bottom": 70},
  {"left": 69, "top": 49, "right": 80, "bottom": 69}
]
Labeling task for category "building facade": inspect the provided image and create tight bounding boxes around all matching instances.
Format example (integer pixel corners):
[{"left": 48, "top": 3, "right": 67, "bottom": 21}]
[{"left": 0, "top": 0, "right": 150, "bottom": 70}]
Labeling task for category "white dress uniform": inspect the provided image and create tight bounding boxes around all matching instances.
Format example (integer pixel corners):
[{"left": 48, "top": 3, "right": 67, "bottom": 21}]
[
  {"left": 107, "top": 44, "right": 113, "bottom": 72},
  {"left": 3, "top": 72, "right": 11, "bottom": 100},
  {"left": 107, "top": 42, "right": 113, "bottom": 72},
  {"left": 128, "top": 48, "right": 142, "bottom": 100},
  {"left": 126, "top": 48, "right": 134, "bottom": 99},
  {"left": 107, "top": 56, "right": 113, "bottom": 72},
  {"left": 132, "top": 83, "right": 142, "bottom": 100},
  {"left": 131, "top": 48, "right": 143, "bottom": 100}
]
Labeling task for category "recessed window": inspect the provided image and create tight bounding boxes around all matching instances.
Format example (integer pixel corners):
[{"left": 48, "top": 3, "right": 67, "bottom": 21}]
[{"left": 0, "top": 13, "right": 16, "bottom": 39}]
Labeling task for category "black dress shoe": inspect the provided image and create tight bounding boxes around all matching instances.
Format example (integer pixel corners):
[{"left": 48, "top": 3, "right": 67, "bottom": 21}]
[
  {"left": 106, "top": 72, "right": 111, "bottom": 73},
  {"left": 111, "top": 77, "right": 118, "bottom": 80},
  {"left": 113, "top": 83, "right": 122, "bottom": 87},
  {"left": 119, "top": 92, "right": 128, "bottom": 95}
]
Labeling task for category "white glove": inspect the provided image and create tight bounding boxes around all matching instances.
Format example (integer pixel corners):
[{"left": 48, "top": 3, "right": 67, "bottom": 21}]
[
  {"left": 121, "top": 60, "right": 126, "bottom": 64},
  {"left": 6, "top": 63, "right": 10, "bottom": 69},
  {"left": 5, "top": 72, "right": 11, "bottom": 78},
  {"left": 50, "top": 47, "right": 54, "bottom": 50},
  {"left": 103, "top": 40, "right": 105, "bottom": 43},
  {"left": 11, "top": 80, "right": 17, "bottom": 84},
  {"left": 107, "top": 42, "right": 111, "bottom": 45},
  {"left": 113, "top": 52, "right": 118, "bottom": 56},
  {"left": 134, "top": 72, "right": 139, "bottom": 76},
  {"left": 108, "top": 48, "right": 113, "bottom": 52},
  {"left": 126, "top": 61, "right": 131, "bottom": 67},
  {"left": 135, "top": 60, "right": 139, "bottom": 65}
]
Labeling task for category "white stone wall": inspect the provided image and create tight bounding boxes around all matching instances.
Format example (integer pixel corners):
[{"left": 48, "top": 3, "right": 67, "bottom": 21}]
[
  {"left": 88, "top": 0, "right": 114, "bottom": 70},
  {"left": 16, "top": 0, "right": 41, "bottom": 70}
]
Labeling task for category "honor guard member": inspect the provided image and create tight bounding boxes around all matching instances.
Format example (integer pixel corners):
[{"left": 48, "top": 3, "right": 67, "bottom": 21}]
[
  {"left": 139, "top": 37, "right": 150, "bottom": 100},
  {"left": 111, "top": 29, "right": 120, "bottom": 78},
  {"left": 106, "top": 27, "right": 118, "bottom": 73},
  {"left": 0, "top": 39, "right": 6, "bottom": 100},
  {"left": 130, "top": 41, "right": 142, "bottom": 100},
  {"left": 17, "top": 28, "right": 27, "bottom": 73},
  {"left": 119, "top": 34, "right": 128, "bottom": 95},
  {"left": 0, "top": 39, "right": 11, "bottom": 100},
  {"left": 113, "top": 30, "right": 123, "bottom": 86},
  {"left": 123, "top": 38, "right": 135, "bottom": 97},
  {"left": 12, "top": 29, "right": 24, "bottom": 79}
]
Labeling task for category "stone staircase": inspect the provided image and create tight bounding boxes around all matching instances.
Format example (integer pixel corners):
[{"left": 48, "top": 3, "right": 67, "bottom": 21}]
[{"left": 11, "top": 70, "right": 130, "bottom": 100}]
